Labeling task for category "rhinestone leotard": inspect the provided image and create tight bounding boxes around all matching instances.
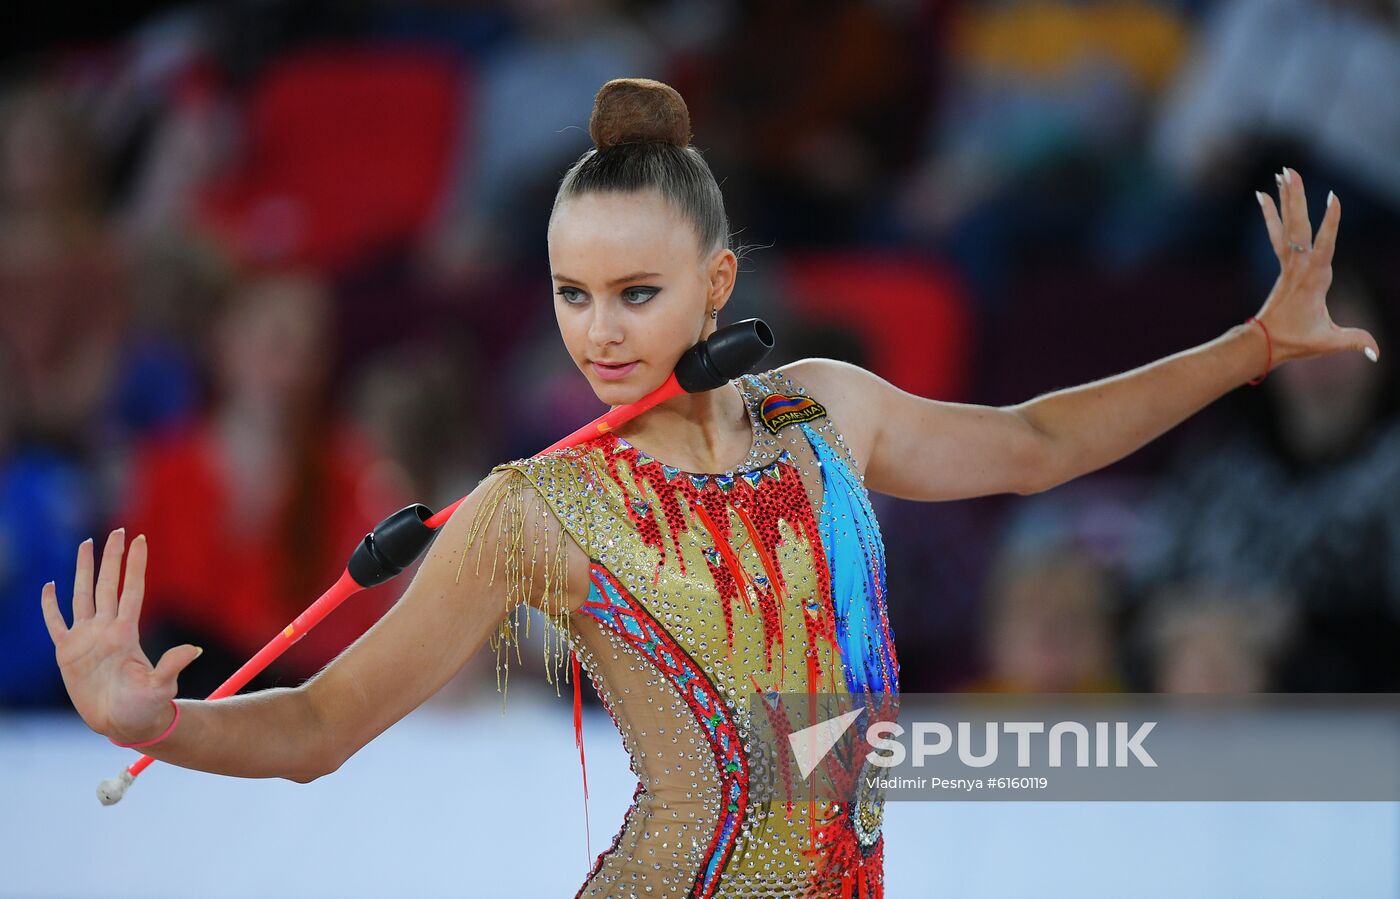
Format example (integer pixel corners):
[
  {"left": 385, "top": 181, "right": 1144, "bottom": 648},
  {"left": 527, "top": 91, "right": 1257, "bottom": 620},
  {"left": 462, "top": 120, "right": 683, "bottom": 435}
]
[{"left": 467, "top": 368, "right": 899, "bottom": 898}]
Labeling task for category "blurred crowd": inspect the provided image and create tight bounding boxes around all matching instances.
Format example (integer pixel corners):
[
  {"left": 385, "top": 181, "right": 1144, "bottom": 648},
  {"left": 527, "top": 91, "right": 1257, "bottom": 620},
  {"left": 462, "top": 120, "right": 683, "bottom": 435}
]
[{"left": 3, "top": 0, "right": 1399, "bottom": 711}]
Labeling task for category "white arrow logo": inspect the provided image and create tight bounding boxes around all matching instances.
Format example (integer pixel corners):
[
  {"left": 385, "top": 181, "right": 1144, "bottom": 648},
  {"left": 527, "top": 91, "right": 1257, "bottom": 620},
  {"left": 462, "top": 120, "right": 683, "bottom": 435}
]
[{"left": 789, "top": 707, "right": 865, "bottom": 779}]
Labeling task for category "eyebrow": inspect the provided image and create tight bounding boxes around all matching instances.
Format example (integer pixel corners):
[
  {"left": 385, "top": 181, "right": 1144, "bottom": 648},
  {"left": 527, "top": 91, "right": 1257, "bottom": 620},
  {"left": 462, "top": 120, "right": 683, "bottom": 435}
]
[{"left": 552, "top": 271, "right": 662, "bottom": 287}]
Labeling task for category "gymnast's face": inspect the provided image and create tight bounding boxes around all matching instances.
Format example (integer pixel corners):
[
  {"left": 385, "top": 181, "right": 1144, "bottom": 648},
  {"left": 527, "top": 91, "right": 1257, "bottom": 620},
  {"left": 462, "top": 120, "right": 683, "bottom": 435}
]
[{"left": 548, "top": 189, "right": 736, "bottom": 406}]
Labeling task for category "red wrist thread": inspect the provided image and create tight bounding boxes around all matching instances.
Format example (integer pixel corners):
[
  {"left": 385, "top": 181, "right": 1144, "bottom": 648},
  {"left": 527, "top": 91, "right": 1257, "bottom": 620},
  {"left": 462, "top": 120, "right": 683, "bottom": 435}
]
[
  {"left": 1246, "top": 316, "right": 1272, "bottom": 385},
  {"left": 109, "top": 700, "right": 181, "bottom": 749}
]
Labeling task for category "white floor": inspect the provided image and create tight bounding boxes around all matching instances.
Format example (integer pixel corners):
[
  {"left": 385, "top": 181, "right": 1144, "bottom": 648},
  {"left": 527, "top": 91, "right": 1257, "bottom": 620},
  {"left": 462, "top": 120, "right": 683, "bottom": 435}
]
[{"left": 3, "top": 687, "right": 1396, "bottom": 899}]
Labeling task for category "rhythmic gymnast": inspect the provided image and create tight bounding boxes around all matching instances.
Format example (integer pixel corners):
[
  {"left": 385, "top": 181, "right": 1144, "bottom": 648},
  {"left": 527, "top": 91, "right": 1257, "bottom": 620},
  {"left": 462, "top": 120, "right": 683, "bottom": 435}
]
[{"left": 42, "top": 78, "right": 1377, "bottom": 898}]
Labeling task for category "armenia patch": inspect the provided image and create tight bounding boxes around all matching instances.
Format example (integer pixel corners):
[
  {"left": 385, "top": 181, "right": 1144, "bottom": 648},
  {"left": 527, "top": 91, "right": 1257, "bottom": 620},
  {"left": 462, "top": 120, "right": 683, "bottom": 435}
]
[{"left": 759, "top": 392, "right": 827, "bottom": 434}]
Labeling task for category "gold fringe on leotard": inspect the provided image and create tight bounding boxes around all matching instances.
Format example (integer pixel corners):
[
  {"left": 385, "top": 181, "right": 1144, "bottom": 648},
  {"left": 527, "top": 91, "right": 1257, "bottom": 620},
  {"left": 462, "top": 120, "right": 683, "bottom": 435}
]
[{"left": 456, "top": 467, "right": 573, "bottom": 714}]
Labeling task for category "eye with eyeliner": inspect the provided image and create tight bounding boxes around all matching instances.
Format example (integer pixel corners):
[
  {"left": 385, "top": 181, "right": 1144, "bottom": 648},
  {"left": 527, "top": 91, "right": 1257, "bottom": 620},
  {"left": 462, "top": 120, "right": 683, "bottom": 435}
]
[
  {"left": 555, "top": 286, "right": 660, "bottom": 306},
  {"left": 622, "top": 286, "right": 660, "bottom": 304}
]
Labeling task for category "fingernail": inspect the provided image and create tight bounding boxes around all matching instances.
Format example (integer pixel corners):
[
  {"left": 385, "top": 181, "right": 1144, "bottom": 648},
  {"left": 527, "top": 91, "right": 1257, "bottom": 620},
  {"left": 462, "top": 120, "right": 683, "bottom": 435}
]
[
  {"left": 1364, "top": 347, "right": 1378, "bottom": 363},
  {"left": 1284, "top": 168, "right": 1293, "bottom": 184},
  {"left": 1255, "top": 190, "right": 1265, "bottom": 206},
  {"left": 1327, "top": 190, "right": 1335, "bottom": 208},
  {"left": 1275, "top": 174, "right": 1283, "bottom": 187},
  {"left": 193, "top": 647, "right": 204, "bottom": 659}
]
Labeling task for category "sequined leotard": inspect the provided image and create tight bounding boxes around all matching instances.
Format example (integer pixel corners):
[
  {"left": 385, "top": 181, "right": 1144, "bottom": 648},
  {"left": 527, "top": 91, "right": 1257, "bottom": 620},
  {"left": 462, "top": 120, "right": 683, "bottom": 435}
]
[{"left": 468, "top": 368, "right": 899, "bottom": 898}]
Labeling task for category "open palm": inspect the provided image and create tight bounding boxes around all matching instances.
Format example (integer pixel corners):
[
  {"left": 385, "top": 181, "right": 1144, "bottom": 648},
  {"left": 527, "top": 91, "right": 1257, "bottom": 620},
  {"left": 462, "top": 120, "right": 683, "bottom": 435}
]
[
  {"left": 1254, "top": 167, "right": 1381, "bottom": 365},
  {"left": 40, "top": 530, "right": 203, "bottom": 744}
]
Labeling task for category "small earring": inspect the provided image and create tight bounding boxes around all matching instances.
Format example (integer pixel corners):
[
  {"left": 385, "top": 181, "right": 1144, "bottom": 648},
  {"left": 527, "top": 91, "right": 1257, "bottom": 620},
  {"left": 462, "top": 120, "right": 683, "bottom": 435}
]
[{"left": 710, "top": 308, "right": 718, "bottom": 320}]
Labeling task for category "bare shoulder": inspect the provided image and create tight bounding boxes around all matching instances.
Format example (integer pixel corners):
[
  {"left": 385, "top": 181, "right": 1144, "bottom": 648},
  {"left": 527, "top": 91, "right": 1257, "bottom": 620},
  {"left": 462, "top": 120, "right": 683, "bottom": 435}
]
[
  {"left": 775, "top": 357, "right": 882, "bottom": 474},
  {"left": 778, "top": 356, "right": 837, "bottom": 391}
]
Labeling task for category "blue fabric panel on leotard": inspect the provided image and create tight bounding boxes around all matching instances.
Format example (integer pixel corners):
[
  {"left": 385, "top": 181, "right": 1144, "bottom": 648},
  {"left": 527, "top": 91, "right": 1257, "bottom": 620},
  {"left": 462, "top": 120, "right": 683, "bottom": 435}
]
[{"left": 799, "top": 423, "right": 897, "bottom": 696}]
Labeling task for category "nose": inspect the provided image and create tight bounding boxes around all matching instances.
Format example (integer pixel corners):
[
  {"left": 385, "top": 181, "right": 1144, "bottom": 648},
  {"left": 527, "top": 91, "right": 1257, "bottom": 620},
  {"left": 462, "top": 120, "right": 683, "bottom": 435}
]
[{"left": 587, "top": 300, "right": 625, "bottom": 348}]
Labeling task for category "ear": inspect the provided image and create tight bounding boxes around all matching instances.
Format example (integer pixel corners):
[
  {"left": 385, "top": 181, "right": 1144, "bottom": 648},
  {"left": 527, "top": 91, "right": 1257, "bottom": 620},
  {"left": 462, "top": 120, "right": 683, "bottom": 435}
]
[{"left": 706, "top": 248, "right": 738, "bottom": 313}]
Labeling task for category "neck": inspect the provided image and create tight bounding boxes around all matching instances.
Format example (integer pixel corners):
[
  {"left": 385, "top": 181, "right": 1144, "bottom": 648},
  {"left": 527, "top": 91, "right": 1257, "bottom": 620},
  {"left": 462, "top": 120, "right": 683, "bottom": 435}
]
[{"left": 613, "top": 379, "right": 748, "bottom": 471}]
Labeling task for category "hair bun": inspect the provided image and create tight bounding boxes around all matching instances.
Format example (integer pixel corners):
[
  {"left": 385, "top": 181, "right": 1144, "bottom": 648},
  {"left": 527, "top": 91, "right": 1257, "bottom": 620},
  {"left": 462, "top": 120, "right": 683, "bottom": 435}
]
[{"left": 589, "top": 78, "right": 691, "bottom": 150}]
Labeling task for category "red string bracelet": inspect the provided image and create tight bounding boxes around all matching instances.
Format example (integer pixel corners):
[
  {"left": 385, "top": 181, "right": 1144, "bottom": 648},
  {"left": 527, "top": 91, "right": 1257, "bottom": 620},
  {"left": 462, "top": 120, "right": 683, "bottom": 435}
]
[
  {"left": 1246, "top": 316, "right": 1272, "bottom": 385},
  {"left": 109, "top": 700, "right": 181, "bottom": 749}
]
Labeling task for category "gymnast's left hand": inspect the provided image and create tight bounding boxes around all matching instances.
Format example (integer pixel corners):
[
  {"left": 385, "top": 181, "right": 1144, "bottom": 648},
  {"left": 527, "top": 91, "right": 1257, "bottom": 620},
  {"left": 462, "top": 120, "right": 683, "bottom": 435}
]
[{"left": 1252, "top": 167, "right": 1380, "bottom": 366}]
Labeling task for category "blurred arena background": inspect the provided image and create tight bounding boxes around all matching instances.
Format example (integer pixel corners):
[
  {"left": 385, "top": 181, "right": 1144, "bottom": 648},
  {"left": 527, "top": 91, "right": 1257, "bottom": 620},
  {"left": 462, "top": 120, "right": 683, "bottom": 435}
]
[{"left": 1, "top": 1, "right": 1397, "bottom": 896}]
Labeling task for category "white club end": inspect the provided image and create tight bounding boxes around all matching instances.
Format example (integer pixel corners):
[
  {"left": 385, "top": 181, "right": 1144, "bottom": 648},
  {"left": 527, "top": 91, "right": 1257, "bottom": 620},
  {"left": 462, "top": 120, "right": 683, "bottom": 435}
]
[{"left": 97, "top": 770, "right": 134, "bottom": 806}]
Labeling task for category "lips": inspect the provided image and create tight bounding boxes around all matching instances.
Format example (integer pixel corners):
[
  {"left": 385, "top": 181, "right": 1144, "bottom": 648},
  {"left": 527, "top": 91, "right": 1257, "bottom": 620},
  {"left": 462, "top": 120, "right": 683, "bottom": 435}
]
[{"left": 591, "top": 360, "right": 639, "bottom": 381}]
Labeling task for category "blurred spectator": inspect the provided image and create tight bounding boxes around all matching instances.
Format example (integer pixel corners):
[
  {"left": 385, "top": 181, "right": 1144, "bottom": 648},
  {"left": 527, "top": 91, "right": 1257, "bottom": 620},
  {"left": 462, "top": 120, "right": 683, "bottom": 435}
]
[
  {"left": 89, "top": 235, "right": 230, "bottom": 510},
  {"left": 107, "top": 235, "right": 226, "bottom": 433},
  {"left": 1140, "top": 581, "right": 1295, "bottom": 693},
  {"left": 897, "top": 0, "right": 1192, "bottom": 302},
  {"left": 347, "top": 335, "right": 490, "bottom": 507},
  {"left": 908, "top": 0, "right": 1190, "bottom": 228},
  {"left": 0, "top": 79, "right": 128, "bottom": 449},
  {"left": 1152, "top": 0, "right": 1400, "bottom": 208},
  {"left": 120, "top": 271, "right": 408, "bottom": 697},
  {"left": 964, "top": 540, "right": 1123, "bottom": 693}
]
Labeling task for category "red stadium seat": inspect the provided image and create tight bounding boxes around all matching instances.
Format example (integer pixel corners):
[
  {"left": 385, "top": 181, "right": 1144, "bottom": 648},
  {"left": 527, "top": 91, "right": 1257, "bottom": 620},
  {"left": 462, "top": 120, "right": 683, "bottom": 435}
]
[
  {"left": 778, "top": 253, "right": 974, "bottom": 401},
  {"left": 200, "top": 44, "right": 465, "bottom": 272}
]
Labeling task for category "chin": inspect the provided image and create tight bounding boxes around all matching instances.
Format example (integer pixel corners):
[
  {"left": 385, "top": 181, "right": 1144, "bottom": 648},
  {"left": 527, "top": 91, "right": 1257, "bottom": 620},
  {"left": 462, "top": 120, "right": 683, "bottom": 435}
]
[
  {"left": 585, "top": 366, "right": 658, "bottom": 406},
  {"left": 590, "top": 381, "right": 646, "bottom": 407}
]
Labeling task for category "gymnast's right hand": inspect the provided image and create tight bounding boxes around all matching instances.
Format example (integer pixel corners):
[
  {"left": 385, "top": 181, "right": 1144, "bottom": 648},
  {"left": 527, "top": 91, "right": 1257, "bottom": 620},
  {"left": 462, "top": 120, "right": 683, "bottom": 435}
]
[{"left": 40, "top": 529, "right": 204, "bottom": 745}]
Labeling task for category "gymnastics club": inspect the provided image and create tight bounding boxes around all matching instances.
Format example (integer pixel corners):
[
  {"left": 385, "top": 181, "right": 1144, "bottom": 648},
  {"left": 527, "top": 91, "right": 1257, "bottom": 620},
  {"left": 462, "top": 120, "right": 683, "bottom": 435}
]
[{"left": 97, "top": 318, "right": 774, "bottom": 805}]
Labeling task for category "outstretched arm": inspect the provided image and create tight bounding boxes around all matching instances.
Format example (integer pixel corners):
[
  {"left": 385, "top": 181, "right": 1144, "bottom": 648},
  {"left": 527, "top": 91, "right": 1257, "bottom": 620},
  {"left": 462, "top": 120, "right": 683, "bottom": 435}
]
[
  {"left": 43, "top": 469, "right": 585, "bottom": 785},
  {"left": 785, "top": 167, "right": 1379, "bottom": 502}
]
